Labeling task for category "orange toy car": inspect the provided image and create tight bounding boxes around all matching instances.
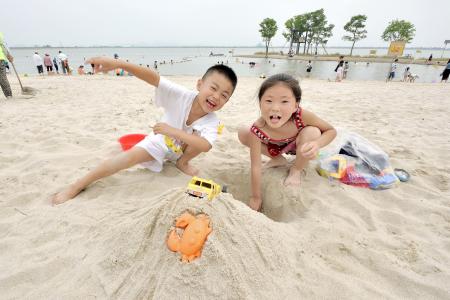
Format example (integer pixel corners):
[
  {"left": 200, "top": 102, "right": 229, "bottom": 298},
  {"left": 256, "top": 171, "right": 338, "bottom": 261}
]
[{"left": 167, "top": 212, "right": 212, "bottom": 262}]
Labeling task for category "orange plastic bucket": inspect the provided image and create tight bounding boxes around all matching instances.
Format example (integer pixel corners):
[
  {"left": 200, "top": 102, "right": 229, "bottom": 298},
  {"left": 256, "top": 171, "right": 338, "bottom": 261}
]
[{"left": 118, "top": 134, "right": 147, "bottom": 151}]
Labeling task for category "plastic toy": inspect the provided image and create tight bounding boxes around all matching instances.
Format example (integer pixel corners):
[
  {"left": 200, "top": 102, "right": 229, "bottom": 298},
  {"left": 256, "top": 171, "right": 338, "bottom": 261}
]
[
  {"left": 394, "top": 168, "right": 410, "bottom": 182},
  {"left": 317, "top": 154, "right": 347, "bottom": 179},
  {"left": 167, "top": 212, "right": 212, "bottom": 262},
  {"left": 186, "top": 176, "right": 224, "bottom": 201},
  {"left": 118, "top": 134, "right": 147, "bottom": 151},
  {"left": 317, "top": 154, "right": 399, "bottom": 190}
]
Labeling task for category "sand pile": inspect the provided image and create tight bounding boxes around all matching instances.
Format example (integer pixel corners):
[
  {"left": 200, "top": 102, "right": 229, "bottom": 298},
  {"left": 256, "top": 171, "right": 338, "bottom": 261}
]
[{"left": 1, "top": 185, "right": 305, "bottom": 299}]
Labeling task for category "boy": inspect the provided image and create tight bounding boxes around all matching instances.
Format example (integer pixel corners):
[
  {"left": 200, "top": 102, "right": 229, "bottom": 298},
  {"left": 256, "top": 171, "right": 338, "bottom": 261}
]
[{"left": 52, "top": 57, "right": 237, "bottom": 205}]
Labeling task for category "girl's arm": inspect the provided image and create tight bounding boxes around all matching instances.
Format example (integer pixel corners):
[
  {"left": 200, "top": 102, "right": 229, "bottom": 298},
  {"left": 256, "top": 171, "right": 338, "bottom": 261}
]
[
  {"left": 300, "top": 109, "right": 337, "bottom": 158},
  {"left": 86, "top": 57, "right": 160, "bottom": 87},
  {"left": 248, "top": 133, "right": 263, "bottom": 210}
]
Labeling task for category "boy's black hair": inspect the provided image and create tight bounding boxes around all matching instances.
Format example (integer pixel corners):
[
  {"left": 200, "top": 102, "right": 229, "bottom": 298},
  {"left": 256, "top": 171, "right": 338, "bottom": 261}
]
[{"left": 202, "top": 64, "right": 238, "bottom": 90}]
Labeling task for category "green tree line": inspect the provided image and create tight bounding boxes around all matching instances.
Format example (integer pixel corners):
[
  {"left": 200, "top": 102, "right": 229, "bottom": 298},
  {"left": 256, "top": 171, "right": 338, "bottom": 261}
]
[{"left": 259, "top": 10, "right": 416, "bottom": 57}]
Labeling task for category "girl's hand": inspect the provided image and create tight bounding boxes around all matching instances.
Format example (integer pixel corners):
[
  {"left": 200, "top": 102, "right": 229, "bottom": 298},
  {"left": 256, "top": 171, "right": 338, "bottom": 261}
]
[
  {"left": 249, "top": 197, "right": 262, "bottom": 211},
  {"left": 152, "top": 122, "right": 176, "bottom": 136},
  {"left": 300, "top": 141, "right": 320, "bottom": 159},
  {"left": 86, "top": 57, "right": 121, "bottom": 73}
]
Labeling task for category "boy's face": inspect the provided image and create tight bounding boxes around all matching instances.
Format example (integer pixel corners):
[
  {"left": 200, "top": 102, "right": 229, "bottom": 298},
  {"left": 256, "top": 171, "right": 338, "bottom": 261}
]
[{"left": 196, "top": 71, "right": 234, "bottom": 113}]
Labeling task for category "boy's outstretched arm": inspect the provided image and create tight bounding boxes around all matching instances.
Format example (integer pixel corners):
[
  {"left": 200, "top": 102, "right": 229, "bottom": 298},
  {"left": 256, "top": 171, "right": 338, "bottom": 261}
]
[{"left": 86, "top": 57, "right": 160, "bottom": 87}]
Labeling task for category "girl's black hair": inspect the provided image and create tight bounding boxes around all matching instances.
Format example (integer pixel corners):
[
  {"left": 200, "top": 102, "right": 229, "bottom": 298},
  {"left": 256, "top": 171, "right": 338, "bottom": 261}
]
[{"left": 258, "top": 73, "right": 301, "bottom": 103}]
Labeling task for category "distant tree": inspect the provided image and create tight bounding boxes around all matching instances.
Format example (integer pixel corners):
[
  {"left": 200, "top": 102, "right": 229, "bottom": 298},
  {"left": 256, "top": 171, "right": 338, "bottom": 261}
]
[
  {"left": 283, "top": 9, "right": 333, "bottom": 55},
  {"left": 342, "top": 15, "right": 367, "bottom": 56},
  {"left": 309, "top": 9, "right": 334, "bottom": 55},
  {"left": 381, "top": 19, "right": 415, "bottom": 43},
  {"left": 259, "top": 18, "right": 278, "bottom": 58}
]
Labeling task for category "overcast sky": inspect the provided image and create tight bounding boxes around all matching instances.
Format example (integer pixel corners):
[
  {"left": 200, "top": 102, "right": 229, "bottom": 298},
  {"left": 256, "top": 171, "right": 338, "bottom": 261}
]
[{"left": 2, "top": 0, "right": 448, "bottom": 47}]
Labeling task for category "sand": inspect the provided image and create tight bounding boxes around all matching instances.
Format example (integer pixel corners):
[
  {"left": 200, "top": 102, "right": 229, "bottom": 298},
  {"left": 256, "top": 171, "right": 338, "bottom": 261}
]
[{"left": 0, "top": 74, "right": 449, "bottom": 299}]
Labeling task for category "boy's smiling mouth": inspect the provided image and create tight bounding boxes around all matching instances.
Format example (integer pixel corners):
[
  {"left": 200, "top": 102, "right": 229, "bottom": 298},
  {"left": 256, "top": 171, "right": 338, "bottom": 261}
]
[{"left": 206, "top": 98, "right": 217, "bottom": 109}]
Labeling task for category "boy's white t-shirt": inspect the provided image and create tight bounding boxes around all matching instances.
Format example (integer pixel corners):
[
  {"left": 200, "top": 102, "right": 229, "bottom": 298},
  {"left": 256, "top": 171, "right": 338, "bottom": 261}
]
[{"left": 155, "top": 77, "right": 219, "bottom": 146}]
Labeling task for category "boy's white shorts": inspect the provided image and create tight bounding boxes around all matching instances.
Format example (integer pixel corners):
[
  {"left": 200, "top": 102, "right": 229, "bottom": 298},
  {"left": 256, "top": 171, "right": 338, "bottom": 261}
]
[{"left": 135, "top": 134, "right": 181, "bottom": 172}]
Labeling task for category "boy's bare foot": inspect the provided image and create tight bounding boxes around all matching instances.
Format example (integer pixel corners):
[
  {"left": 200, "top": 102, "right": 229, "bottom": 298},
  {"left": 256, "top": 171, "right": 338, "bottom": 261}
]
[
  {"left": 176, "top": 160, "right": 199, "bottom": 176},
  {"left": 51, "top": 184, "right": 84, "bottom": 205},
  {"left": 264, "top": 155, "right": 288, "bottom": 169},
  {"left": 284, "top": 167, "right": 302, "bottom": 186}
]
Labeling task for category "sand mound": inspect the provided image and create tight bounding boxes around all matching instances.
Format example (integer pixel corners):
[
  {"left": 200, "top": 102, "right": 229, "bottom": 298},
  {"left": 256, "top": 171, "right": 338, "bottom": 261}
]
[{"left": 1, "top": 188, "right": 303, "bottom": 299}]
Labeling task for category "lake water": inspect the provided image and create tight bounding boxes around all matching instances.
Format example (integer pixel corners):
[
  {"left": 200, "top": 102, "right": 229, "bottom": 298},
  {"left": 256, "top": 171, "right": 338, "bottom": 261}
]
[{"left": 7, "top": 47, "right": 450, "bottom": 83}]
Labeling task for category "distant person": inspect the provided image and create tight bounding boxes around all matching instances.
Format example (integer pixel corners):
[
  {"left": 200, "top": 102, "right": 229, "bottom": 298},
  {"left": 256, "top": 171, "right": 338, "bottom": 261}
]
[
  {"left": 387, "top": 59, "right": 398, "bottom": 82},
  {"left": 51, "top": 59, "right": 237, "bottom": 205},
  {"left": 335, "top": 61, "right": 344, "bottom": 82},
  {"left": 306, "top": 60, "right": 312, "bottom": 73},
  {"left": 440, "top": 59, "right": 450, "bottom": 83},
  {"left": 334, "top": 55, "right": 344, "bottom": 72},
  {"left": 58, "top": 50, "right": 69, "bottom": 75},
  {"left": 428, "top": 54, "right": 433, "bottom": 64},
  {"left": 0, "top": 31, "right": 13, "bottom": 99},
  {"left": 408, "top": 73, "right": 419, "bottom": 83},
  {"left": 43, "top": 53, "right": 53, "bottom": 74},
  {"left": 154, "top": 60, "right": 158, "bottom": 69},
  {"left": 77, "top": 65, "right": 85, "bottom": 75},
  {"left": 343, "top": 61, "right": 349, "bottom": 79},
  {"left": 403, "top": 67, "right": 411, "bottom": 82},
  {"left": 33, "top": 52, "right": 44, "bottom": 75},
  {"left": 52, "top": 57, "right": 59, "bottom": 74}
]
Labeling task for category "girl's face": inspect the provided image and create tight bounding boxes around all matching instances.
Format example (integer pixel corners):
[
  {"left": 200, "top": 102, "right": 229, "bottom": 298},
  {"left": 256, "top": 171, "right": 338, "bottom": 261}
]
[{"left": 259, "top": 83, "right": 298, "bottom": 129}]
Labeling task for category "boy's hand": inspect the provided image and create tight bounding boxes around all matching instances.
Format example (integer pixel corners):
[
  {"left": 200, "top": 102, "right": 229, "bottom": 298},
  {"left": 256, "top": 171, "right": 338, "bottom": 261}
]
[
  {"left": 86, "top": 57, "right": 121, "bottom": 73},
  {"left": 7, "top": 54, "right": 13, "bottom": 62},
  {"left": 248, "top": 197, "right": 262, "bottom": 211},
  {"left": 152, "top": 122, "right": 176, "bottom": 136},
  {"left": 300, "top": 141, "right": 319, "bottom": 159}
]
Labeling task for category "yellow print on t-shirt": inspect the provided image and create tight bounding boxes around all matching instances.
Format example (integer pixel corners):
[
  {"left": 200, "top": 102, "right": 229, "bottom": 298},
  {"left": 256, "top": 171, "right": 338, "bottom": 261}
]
[{"left": 164, "top": 136, "right": 183, "bottom": 154}]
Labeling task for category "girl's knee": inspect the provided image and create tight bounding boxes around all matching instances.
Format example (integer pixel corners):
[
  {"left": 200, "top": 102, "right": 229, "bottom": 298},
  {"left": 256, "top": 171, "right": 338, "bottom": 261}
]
[{"left": 297, "top": 126, "right": 321, "bottom": 143}]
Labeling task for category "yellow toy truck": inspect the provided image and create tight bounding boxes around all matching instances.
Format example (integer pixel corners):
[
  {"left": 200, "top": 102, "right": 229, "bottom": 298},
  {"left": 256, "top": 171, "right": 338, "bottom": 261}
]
[{"left": 186, "top": 176, "right": 226, "bottom": 201}]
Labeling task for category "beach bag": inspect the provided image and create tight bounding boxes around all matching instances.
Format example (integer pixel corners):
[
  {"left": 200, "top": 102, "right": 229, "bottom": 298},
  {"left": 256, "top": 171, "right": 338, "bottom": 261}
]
[{"left": 317, "top": 132, "right": 399, "bottom": 190}]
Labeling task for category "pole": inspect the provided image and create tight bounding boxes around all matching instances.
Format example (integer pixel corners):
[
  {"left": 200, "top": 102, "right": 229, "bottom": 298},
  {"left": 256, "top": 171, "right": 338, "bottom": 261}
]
[{"left": 10, "top": 61, "right": 25, "bottom": 93}]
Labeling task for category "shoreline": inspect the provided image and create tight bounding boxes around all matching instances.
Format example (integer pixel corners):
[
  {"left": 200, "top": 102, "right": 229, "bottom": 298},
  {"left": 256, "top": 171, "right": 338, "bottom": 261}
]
[{"left": 235, "top": 53, "right": 449, "bottom": 65}]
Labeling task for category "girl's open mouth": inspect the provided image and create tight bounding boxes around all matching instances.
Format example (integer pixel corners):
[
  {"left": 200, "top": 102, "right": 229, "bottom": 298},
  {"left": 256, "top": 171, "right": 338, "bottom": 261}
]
[{"left": 269, "top": 115, "right": 281, "bottom": 124}]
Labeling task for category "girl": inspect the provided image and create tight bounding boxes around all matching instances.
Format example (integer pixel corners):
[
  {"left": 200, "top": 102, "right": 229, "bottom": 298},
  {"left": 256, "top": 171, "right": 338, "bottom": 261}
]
[{"left": 238, "top": 74, "right": 336, "bottom": 211}]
